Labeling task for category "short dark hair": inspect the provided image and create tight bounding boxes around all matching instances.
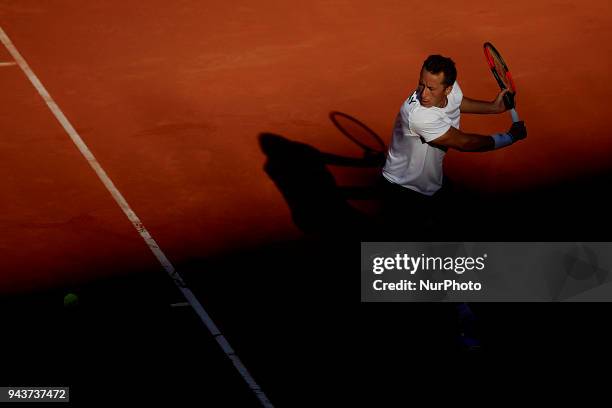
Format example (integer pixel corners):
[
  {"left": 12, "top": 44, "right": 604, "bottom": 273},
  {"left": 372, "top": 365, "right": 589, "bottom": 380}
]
[{"left": 422, "top": 55, "right": 457, "bottom": 87}]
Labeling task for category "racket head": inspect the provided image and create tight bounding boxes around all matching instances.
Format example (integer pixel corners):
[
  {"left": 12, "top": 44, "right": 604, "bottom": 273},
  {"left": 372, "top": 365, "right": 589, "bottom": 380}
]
[
  {"left": 329, "top": 111, "right": 386, "bottom": 153},
  {"left": 484, "top": 42, "right": 516, "bottom": 109}
]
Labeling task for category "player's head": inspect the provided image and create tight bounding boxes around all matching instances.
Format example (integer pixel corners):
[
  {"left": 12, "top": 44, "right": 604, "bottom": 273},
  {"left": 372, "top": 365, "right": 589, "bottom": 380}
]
[{"left": 418, "top": 55, "right": 456, "bottom": 108}]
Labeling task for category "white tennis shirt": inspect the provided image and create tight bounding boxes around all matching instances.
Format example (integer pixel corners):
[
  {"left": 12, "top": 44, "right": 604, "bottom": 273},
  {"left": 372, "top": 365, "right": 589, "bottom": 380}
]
[{"left": 382, "top": 81, "right": 463, "bottom": 196}]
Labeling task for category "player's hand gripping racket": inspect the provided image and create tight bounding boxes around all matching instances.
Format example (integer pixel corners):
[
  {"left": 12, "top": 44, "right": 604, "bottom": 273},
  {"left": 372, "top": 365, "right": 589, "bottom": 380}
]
[{"left": 483, "top": 42, "right": 520, "bottom": 123}]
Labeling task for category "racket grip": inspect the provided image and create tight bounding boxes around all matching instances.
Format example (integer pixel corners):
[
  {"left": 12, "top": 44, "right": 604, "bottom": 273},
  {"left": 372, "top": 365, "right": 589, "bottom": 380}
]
[{"left": 510, "top": 108, "right": 520, "bottom": 123}]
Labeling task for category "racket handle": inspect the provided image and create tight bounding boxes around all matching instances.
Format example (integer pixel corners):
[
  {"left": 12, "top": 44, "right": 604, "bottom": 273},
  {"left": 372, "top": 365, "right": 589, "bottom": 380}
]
[{"left": 510, "top": 108, "right": 520, "bottom": 123}]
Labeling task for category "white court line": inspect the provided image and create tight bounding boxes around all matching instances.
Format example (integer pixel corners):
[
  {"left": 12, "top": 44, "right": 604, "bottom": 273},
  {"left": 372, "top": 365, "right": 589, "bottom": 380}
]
[
  {"left": 0, "top": 26, "right": 274, "bottom": 408},
  {"left": 0, "top": 61, "right": 17, "bottom": 66}
]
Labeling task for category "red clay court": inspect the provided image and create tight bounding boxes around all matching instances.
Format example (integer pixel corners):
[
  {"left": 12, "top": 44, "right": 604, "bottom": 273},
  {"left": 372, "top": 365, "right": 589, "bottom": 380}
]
[{"left": 2, "top": 1, "right": 612, "bottom": 405}]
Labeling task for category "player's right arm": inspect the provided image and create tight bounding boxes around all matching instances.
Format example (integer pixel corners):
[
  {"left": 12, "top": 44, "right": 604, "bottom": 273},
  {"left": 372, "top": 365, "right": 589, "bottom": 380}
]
[
  {"left": 460, "top": 89, "right": 511, "bottom": 115},
  {"left": 429, "top": 121, "right": 527, "bottom": 152}
]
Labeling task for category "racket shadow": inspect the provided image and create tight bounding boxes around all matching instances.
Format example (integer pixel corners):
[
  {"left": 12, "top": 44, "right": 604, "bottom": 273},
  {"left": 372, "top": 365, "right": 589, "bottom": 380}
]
[{"left": 329, "top": 111, "right": 387, "bottom": 154}]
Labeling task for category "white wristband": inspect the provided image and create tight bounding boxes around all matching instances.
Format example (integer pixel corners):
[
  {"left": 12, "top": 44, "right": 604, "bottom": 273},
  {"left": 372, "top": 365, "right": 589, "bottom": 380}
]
[{"left": 492, "top": 132, "right": 513, "bottom": 149}]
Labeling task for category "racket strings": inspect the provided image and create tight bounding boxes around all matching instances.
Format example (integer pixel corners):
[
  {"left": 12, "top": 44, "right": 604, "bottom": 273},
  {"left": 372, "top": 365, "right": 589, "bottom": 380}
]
[{"left": 485, "top": 47, "right": 514, "bottom": 92}]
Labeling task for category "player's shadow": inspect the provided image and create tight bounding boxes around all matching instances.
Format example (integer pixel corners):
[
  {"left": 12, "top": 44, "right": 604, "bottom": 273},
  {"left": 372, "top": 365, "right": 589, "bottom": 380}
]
[{"left": 259, "top": 132, "right": 386, "bottom": 239}]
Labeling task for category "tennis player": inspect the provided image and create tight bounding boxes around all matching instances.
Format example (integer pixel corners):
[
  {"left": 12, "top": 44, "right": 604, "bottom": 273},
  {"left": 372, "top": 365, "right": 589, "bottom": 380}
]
[{"left": 380, "top": 54, "right": 527, "bottom": 352}]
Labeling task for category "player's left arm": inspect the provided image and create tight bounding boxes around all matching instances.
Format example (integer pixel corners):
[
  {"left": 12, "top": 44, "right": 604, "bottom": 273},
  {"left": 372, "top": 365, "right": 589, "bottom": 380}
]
[{"left": 460, "top": 89, "right": 510, "bottom": 114}]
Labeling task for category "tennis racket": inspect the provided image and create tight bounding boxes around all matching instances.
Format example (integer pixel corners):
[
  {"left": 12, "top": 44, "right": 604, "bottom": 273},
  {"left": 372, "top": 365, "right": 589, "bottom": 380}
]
[{"left": 483, "top": 42, "right": 520, "bottom": 123}]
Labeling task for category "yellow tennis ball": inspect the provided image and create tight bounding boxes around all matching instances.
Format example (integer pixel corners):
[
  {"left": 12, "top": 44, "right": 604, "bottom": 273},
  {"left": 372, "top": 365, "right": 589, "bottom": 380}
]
[{"left": 64, "top": 293, "right": 79, "bottom": 307}]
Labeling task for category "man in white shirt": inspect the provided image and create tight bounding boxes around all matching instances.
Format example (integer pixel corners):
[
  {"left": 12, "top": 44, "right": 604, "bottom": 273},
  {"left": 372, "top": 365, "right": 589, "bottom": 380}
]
[{"left": 380, "top": 54, "right": 526, "bottom": 238}]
